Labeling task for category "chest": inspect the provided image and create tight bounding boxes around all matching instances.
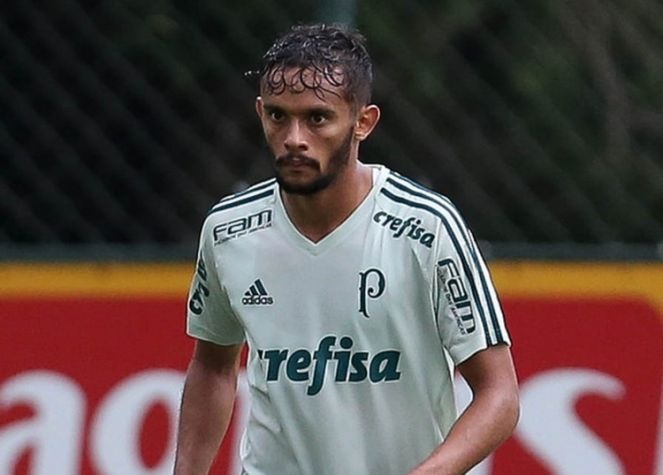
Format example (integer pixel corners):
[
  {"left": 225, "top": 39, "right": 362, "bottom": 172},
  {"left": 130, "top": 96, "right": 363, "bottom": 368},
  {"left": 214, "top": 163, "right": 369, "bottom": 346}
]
[{"left": 215, "top": 225, "right": 435, "bottom": 349}]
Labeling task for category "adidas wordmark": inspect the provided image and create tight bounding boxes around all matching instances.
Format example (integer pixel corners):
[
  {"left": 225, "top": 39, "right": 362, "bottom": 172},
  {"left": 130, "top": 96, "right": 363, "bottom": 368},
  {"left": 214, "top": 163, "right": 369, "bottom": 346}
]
[{"left": 242, "top": 279, "right": 274, "bottom": 305}]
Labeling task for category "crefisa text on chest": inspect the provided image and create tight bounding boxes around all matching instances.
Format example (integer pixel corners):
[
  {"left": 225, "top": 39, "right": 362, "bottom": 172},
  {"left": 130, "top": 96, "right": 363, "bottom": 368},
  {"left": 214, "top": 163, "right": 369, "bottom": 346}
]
[{"left": 257, "top": 335, "right": 402, "bottom": 396}]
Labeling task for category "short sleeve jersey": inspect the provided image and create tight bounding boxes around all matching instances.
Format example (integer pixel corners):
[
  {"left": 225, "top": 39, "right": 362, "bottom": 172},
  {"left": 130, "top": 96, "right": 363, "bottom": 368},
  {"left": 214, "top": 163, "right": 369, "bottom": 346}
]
[{"left": 186, "top": 165, "right": 510, "bottom": 475}]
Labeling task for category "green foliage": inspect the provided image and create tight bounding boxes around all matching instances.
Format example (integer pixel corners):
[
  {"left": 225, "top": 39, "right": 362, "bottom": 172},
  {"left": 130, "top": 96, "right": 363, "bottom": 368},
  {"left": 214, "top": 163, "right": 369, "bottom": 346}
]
[{"left": 2, "top": 0, "right": 661, "bottom": 243}]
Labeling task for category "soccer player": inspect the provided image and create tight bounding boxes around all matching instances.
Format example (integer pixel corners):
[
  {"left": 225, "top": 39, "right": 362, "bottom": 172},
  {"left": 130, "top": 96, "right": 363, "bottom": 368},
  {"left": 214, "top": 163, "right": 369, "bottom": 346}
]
[{"left": 175, "top": 23, "right": 519, "bottom": 475}]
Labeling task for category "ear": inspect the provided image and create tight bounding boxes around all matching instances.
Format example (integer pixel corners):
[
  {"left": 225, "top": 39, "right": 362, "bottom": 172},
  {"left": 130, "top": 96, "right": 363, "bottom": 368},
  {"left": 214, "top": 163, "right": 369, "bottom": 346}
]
[
  {"left": 354, "top": 104, "right": 381, "bottom": 142},
  {"left": 255, "top": 96, "right": 264, "bottom": 119}
]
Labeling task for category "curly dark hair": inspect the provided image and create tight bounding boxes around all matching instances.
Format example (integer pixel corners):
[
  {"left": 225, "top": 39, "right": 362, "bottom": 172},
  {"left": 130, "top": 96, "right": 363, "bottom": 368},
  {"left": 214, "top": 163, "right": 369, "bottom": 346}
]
[{"left": 251, "top": 23, "right": 373, "bottom": 106}]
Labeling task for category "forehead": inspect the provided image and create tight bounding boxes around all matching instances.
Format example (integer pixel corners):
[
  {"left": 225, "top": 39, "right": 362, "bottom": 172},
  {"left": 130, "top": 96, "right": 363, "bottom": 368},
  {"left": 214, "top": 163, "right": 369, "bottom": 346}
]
[{"left": 260, "top": 67, "right": 351, "bottom": 108}]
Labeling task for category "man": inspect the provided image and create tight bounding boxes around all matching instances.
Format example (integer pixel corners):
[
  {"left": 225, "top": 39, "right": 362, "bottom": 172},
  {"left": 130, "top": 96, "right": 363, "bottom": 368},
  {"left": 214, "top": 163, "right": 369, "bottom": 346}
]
[{"left": 175, "top": 23, "right": 519, "bottom": 475}]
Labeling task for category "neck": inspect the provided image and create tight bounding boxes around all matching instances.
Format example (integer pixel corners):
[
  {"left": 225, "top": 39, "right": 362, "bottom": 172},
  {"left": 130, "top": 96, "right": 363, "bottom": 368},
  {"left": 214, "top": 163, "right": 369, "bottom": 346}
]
[{"left": 280, "top": 161, "right": 373, "bottom": 242}]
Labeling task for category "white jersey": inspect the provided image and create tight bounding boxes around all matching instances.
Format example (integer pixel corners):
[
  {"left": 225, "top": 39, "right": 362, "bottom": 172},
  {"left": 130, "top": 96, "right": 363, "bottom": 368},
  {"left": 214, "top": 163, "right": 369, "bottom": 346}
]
[{"left": 187, "top": 165, "right": 510, "bottom": 475}]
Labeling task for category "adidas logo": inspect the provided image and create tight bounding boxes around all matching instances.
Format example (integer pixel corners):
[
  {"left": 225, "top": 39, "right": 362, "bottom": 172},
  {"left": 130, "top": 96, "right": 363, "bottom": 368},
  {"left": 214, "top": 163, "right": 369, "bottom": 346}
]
[{"left": 242, "top": 279, "right": 274, "bottom": 305}]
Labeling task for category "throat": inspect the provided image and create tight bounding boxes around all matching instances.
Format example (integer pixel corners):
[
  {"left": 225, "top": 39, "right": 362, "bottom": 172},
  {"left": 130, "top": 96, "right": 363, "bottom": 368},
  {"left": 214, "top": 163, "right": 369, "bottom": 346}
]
[
  {"left": 295, "top": 216, "right": 346, "bottom": 243},
  {"left": 281, "top": 165, "right": 373, "bottom": 243}
]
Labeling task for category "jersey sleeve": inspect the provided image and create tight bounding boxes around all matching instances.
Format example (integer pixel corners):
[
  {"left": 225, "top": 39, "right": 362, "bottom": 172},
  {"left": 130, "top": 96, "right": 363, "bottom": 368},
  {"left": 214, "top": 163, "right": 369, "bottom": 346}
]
[
  {"left": 433, "top": 221, "right": 510, "bottom": 365},
  {"left": 186, "top": 217, "right": 245, "bottom": 345}
]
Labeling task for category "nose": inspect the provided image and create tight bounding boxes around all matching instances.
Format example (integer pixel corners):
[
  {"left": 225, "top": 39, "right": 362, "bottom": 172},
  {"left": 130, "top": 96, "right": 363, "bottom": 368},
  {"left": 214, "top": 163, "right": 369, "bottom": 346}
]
[{"left": 283, "top": 120, "right": 308, "bottom": 153}]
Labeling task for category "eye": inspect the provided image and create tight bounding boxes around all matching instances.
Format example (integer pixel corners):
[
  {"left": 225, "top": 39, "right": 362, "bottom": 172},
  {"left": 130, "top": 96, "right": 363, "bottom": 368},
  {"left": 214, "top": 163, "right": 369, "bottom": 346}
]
[
  {"left": 310, "top": 113, "right": 328, "bottom": 125},
  {"left": 267, "top": 109, "right": 284, "bottom": 122}
]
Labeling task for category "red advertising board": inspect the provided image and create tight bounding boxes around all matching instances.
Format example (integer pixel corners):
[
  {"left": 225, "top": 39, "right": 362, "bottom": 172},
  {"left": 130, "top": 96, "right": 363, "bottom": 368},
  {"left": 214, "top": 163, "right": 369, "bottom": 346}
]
[
  {"left": 494, "top": 297, "right": 662, "bottom": 474},
  {"left": 0, "top": 262, "right": 661, "bottom": 474}
]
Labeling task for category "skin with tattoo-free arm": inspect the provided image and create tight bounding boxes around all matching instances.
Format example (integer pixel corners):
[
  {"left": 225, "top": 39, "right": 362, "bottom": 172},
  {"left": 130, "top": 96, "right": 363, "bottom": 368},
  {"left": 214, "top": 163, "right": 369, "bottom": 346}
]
[
  {"left": 408, "top": 344, "right": 520, "bottom": 475},
  {"left": 173, "top": 340, "right": 243, "bottom": 475}
]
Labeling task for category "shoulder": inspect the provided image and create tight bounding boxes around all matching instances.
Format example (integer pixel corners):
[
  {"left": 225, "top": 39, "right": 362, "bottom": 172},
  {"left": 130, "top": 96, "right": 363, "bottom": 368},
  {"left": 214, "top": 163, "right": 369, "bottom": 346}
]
[
  {"left": 207, "top": 178, "right": 277, "bottom": 218},
  {"left": 376, "top": 169, "right": 470, "bottom": 240},
  {"left": 200, "top": 178, "right": 278, "bottom": 242}
]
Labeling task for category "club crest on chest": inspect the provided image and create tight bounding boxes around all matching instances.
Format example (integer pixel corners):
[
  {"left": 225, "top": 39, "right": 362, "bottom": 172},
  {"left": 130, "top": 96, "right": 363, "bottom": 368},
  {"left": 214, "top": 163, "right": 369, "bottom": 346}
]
[{"left": 358, "top": 268, "right": 386, "bottom": 318}]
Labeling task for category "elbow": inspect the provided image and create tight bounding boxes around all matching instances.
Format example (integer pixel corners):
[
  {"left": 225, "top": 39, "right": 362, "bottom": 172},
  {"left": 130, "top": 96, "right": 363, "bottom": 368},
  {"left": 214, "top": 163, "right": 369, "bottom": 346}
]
[
  {"left": 502, "top": 385, "right": 520, "bottom": 437},
  {"left": 484, "top": 382, "right": 520, "bottom": 440},
  {"left": 510, "top": 391, "right": 521, "bottom": 434}
]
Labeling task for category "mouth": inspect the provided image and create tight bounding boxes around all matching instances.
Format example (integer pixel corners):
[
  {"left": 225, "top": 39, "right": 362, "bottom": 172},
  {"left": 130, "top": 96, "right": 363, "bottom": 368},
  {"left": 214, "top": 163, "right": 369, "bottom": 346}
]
[{"left": 276, "top": 154, "right": 319, "bottom": 170}]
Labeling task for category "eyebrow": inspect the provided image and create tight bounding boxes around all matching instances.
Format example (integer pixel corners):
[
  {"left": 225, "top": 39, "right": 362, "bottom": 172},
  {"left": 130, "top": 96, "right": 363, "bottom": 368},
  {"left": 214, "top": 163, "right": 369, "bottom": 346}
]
[
  {"left": 262, "top": 104, "right": 337, "bottom": 117},
  {"left": 262, "top": 104, "right": 284, "bottom": 112},
  {"left": 308, "top": 107, "right": 336, "bottom": 117}
]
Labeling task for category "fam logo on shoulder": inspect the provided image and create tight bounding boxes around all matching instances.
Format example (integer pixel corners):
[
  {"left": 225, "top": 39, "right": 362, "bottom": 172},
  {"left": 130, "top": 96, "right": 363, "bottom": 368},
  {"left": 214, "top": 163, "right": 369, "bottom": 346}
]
[
  {"left": 436, "top": 258, "right": 475, "bottom": 334},
  {"left": 213, "top": 209, "right": 272, "bottom": 244}
]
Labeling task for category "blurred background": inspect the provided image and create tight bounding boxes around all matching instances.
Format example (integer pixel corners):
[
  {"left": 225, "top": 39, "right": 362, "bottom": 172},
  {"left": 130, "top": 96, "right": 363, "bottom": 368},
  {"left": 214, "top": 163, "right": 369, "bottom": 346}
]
[
  {"left": 1, "top": 1, "right": 662, "bottom": 474},
  {"left": 2, "top": 0, "right": 662, "bottom": 259}
]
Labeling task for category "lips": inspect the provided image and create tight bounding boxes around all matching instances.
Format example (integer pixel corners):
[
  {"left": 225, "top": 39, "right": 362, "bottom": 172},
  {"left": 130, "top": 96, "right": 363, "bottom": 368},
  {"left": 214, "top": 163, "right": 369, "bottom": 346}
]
[{"left": 276, "top": 154, "right": 318, "bottom": 169}]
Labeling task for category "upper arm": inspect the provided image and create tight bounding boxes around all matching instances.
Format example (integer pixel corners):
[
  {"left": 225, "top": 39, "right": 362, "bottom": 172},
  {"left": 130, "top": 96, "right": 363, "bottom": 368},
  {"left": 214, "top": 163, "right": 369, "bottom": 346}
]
[
  {"left": 457, "top": 344, "right": 518, "bottom": 397},
  {"left": 434, "top": 225, "right": 510, "bottom": 364},
  {"left": 192, "top": 339, "right": 243, "bottom": 375},
  {"left": 187, "top": 217, "right": 246, "bottom": 345}
]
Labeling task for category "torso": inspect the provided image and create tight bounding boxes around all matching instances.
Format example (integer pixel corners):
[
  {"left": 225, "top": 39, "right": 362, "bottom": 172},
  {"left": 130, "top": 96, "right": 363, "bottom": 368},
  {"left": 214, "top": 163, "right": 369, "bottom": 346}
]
[{"left": 188, "top": 164, "right": 507, "bottom": 474}]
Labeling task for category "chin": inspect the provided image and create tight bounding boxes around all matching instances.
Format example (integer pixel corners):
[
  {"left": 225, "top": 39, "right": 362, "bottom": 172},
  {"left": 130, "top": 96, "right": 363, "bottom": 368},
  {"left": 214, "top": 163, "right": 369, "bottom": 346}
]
[{"left": 276, "top": 174, "right": 334, "bottom": 196}]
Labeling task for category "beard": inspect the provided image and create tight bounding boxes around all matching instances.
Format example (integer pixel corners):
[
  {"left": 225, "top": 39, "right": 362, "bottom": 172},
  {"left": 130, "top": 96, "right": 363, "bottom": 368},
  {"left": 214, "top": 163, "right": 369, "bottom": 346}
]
[{"left": 274, "top": 129, "right": 354, "bottom": 196}]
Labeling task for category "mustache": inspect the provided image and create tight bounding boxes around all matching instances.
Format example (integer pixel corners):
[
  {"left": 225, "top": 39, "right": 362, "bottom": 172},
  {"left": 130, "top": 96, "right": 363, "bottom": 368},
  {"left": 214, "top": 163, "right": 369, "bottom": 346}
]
[{"left": 275, "top": 153, "right": 319, "bottom": 169}]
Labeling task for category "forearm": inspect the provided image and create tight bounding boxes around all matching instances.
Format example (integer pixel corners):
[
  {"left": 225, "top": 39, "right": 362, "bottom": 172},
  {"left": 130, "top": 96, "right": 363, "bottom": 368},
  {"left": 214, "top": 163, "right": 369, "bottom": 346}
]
[
  {"left": 409, "top": 386, "right": 519, "bottom": 475},
  {"left": 174, "top": 356, "right": 239, "bottom": 474}
]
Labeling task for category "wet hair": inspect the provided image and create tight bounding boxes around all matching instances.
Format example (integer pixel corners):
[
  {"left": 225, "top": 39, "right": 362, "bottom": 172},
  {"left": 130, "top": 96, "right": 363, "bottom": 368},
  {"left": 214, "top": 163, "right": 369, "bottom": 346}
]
[{"left": 249, "top": 23, "right": 373, "bottom": 106}]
